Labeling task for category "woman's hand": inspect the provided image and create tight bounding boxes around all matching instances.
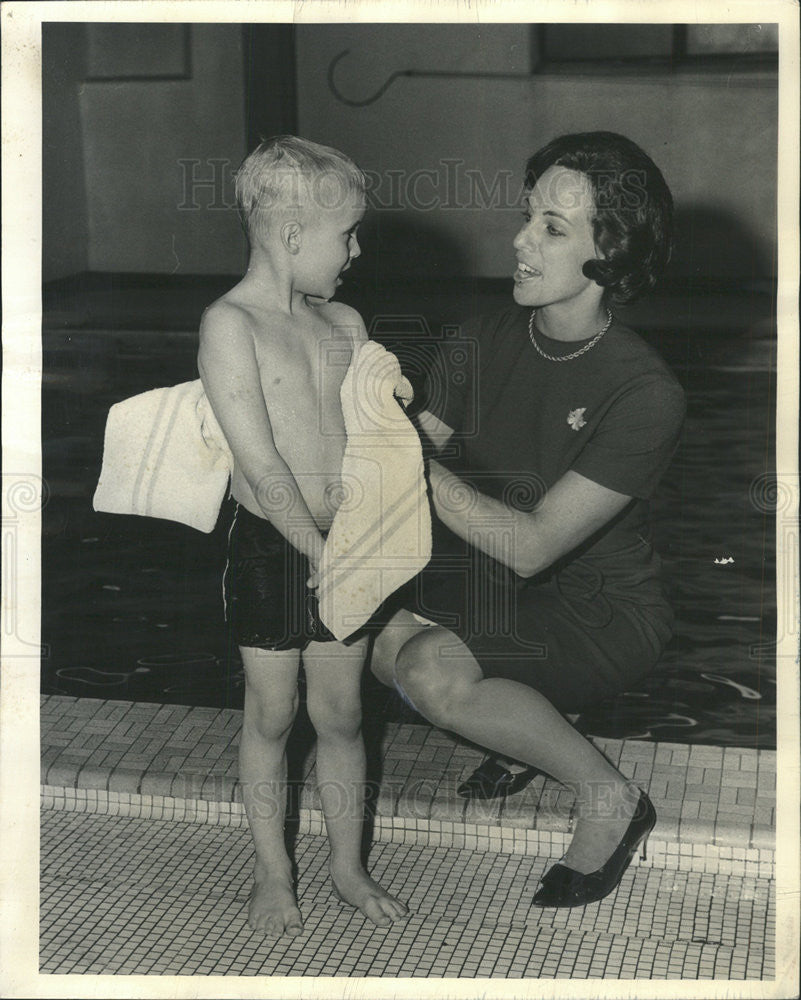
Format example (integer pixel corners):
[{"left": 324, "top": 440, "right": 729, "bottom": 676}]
[{"left": 306, "top": 536, "right": 326, "bottom": 589}]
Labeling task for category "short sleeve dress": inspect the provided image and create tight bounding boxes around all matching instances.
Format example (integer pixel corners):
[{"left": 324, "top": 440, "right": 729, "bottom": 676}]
[{"left": 417, "top": 304, "right": 686, "bottom": 714}]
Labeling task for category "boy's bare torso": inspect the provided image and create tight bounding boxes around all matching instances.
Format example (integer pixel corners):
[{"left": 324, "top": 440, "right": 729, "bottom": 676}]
[{"left": 219, "top": 291, "right": 358, "bottom": 531}]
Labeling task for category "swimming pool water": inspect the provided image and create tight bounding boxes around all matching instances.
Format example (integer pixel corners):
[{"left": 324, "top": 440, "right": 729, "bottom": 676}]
[{"left": 40, "top": 338, "right": 777, "bottom": 749}]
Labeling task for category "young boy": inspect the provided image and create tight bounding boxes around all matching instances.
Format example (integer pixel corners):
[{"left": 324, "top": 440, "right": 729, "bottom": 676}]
[{"left": 198, "top": 136, "right": 408, "bottom": 936}]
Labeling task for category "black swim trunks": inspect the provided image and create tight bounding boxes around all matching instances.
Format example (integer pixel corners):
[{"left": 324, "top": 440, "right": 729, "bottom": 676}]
[{"left": 223, "top": 505, "right": 338, "bottom": 651}]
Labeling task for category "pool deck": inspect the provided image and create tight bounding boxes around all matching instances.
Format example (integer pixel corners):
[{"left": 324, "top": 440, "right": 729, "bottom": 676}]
[
  {"left": 41, "top": 694, "right": 775, "bottom": 868},
  {"left": 39, "top": 694, "right": 777, "bottom": 981}
]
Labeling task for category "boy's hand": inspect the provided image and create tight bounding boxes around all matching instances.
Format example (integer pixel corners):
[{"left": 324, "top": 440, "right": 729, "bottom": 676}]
[{"left": 306, "top": 540, "right": 324, "bottom": 590}]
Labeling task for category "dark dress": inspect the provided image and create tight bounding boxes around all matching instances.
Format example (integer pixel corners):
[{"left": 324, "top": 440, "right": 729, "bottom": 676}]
[{"left": 416, "top": 305, "right": 686, "bottom": 713}]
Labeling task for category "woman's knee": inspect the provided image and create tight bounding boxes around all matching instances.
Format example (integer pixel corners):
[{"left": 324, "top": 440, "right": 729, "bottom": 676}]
[
  {"left": 394, "top": 632, "right": 477, "bottom": 729},
  {"left": 370, "top": 614, "right": 423, "bottom": 687},
  {"left": 370, "top": 629, "right": 398, "bottom": 686}
]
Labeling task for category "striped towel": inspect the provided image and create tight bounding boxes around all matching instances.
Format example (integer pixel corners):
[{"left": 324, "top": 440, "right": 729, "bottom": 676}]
[
  {"left": 317, "top": 341, "right": 432, "bottom": 641},
  {"left": 93, "top": 380, "right": 233, "bottom": 533}
]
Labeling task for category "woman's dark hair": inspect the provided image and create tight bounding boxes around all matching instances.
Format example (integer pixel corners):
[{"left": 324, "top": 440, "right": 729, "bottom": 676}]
[{"left": 525, "top": 131, "right": 673, "bottom": 304}]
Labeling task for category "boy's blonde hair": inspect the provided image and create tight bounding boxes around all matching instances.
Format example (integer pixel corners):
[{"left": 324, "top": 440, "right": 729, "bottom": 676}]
[{"left": 235, "top": 135, "right": 366, "bottom": 245}]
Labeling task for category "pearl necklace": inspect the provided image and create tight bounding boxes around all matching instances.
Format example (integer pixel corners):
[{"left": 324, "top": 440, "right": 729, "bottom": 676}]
[{"left": 528, "top": 308, "right": 613, "bottom": 362}]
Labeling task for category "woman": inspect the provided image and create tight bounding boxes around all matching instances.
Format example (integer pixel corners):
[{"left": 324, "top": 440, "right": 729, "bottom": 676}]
[{"left": 371, "top": 132, "right": 685, "bottom": 908}]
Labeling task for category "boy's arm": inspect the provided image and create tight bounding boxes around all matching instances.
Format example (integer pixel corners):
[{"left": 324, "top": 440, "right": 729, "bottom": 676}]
[{"left": 198, "top": 304, "right": 326, "bottom": 568}]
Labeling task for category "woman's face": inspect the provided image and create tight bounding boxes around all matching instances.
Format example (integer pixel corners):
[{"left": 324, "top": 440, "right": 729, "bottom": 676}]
[{"left": 512, "top": 165, "right": 602, "bottom": 312}]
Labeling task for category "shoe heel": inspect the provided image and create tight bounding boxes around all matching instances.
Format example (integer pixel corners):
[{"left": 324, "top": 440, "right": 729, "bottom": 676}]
[{"left": 533, "top": 790, "right": 656, "bottom": 909}]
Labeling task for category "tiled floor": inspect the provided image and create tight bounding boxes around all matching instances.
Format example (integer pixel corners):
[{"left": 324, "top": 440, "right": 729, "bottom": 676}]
[
  {"left": 40, "top": 810, "right": 775, "bottom": 979},
  {"left": 40, "top": 696, "right": 776, "bottom": 859},
  {"left": 39, "top": 695, "right": 778, "bottom": 980}
]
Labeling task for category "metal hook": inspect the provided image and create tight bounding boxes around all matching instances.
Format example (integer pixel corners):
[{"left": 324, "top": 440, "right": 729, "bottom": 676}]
[
  {"left": 327, "top": 48, "right": 529, "bottom": 108},
  {"left": 327, "top": 49, "right": 413, "bottom": 107}
]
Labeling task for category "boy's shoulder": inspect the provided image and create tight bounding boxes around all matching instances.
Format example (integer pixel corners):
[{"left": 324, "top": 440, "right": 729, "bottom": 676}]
[
  {"left": 198, "top": 297, "right": 248, "bottom": 356},
  {"left": 312, "top": 299, "right": 368, "bottom": 343},
  {"left": 200, "top": 291, "right": 270, "bottom": 341},
  {"left": 197, "top": 293, "right": 282, "bottom": 381},
  {"left": 200, "top": 293, "right": 366, "bottom": 340}
]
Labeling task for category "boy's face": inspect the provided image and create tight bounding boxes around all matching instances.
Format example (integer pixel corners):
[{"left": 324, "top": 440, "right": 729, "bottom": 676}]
[
  {"left": 296, "top": 186, "right": 365, "bottom": 301},
  {"left": 512, "top": 166, "right": 602, "bottom": 311}
]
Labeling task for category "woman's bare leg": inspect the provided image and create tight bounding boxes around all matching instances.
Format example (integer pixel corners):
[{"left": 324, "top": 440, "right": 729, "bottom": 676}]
[
  {"left": 394, "top": 627, "right": 640, "bottom": 874},
  {"left": 370, "top": 609, "right": 432, "bottom": 688}
]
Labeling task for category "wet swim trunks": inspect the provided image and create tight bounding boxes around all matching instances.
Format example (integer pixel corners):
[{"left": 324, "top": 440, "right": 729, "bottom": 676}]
[{"left": 223, "top": 505, "right": 337, "bottom": 651}]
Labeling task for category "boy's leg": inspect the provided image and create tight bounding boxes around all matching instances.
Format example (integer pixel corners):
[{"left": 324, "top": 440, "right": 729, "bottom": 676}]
[
  {"left": 303, "top": 637, "right": 409, "bottom": 927},
  {"left": 240, "top": 645, "right": 304, "bottom": 935}
]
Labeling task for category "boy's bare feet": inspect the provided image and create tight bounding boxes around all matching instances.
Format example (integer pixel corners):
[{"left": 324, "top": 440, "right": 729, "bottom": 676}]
[
  {"left": 248, "top": 867, "right": 304, "bottom": 936},
  {"left": 331, "top": 867, "right": 409, "bottom": 927}
]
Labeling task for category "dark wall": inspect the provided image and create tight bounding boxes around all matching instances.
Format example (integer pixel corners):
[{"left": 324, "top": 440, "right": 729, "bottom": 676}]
[
  {"left": 43, "top": 23, "right": 778, "bottom": 284},
  {"left": 43, "top": 24, "right": 90, "bottom": 281},
  {"left": 43, "top": 23, "right": 249, "bottom": 280},
  {"left": 297, "top": 24, "right": 778, "bottom": 282}
]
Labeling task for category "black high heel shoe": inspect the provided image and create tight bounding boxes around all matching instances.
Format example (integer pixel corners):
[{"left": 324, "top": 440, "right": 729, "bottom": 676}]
[
  {"left": 457, "top": 757, "right": 543, "bottom": 800},
  {"left": 533, "top": 789, "right": 656, "bottom": 908}
]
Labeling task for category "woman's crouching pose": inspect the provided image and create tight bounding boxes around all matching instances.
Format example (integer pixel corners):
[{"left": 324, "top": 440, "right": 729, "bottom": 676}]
[{"left": 372, "top": 132, "right": 685, "bottom": 908}]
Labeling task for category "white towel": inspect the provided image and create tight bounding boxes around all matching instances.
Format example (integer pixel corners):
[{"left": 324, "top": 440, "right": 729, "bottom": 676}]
[
  {"left": 93, "top": 380, "right": 233, "bottom": 533},
  {"left": 317, "top": 341, "right": 432, "bottom": 641}
]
